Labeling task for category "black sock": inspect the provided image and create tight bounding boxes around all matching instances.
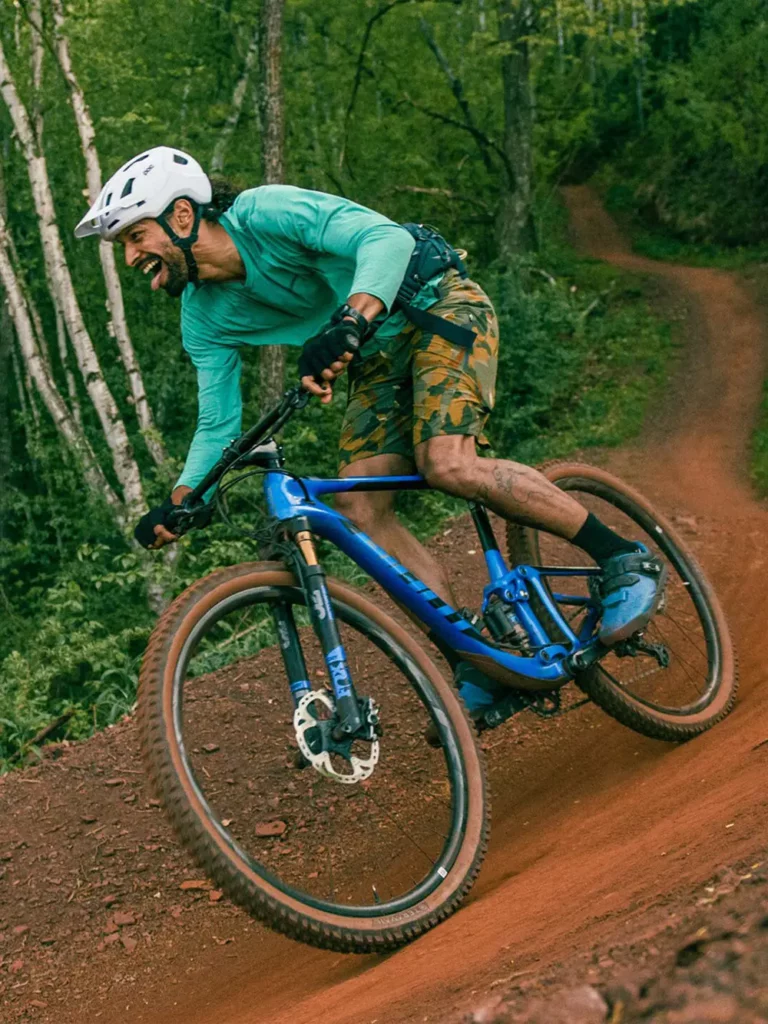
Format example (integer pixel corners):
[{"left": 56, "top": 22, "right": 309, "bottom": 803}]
[{"left": 571, "top": 512, "right": 637, "bottom": 564}]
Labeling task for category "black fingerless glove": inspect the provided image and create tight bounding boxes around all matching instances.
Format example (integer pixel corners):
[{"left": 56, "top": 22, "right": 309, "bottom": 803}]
[
  {"left": 298, "top": 312, "right": 363, "bottom": 382},
  {"left": 134, "top": 497, "right": 176, "bottom": 549},
  {"left": 134, "top": 497, "right": 214, "bottom": 549}
]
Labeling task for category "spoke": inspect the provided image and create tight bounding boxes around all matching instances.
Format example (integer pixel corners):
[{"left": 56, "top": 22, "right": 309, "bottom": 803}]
[
  {"left": 657, "top": 606, "right": 708, "bottom": 662},
  {"left": 650, "top": 620, "right": 702, "bottom": 698},
  {"left": 363, "top": 789, "right": 436, "bottom": 867},
  {"left": 382, "top": 763, "right": 453, "bottom": 814}
]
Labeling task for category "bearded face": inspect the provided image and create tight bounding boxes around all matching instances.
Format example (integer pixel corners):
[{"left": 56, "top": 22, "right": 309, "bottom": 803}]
[{"left": 119, "top": 218, "right": 191, "bottom": 298}]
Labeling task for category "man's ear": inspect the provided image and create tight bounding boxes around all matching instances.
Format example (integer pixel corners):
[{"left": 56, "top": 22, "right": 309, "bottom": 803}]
[{"left": 167, "top": 198, "right": 194, "bottom": 236}]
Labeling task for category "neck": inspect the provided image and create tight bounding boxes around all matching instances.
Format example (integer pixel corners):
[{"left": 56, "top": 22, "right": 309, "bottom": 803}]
[{"left": 193, "top": 220, "right": 246, "bottom": 283}]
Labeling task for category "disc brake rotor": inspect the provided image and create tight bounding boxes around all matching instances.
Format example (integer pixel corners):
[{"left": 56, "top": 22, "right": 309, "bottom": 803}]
[{"left": 293, "top": 690, "right": 379, "bottom": 785}]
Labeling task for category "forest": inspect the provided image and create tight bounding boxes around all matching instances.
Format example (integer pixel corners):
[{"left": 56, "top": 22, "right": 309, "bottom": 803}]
[{"left": 0, "top": 0, "right": 763, "bottom": 768}]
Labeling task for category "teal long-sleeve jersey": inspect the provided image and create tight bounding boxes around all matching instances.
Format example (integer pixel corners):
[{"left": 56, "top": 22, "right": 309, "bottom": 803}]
[{"left": 176, "top": 184, "right": 441, "bottom": 492}]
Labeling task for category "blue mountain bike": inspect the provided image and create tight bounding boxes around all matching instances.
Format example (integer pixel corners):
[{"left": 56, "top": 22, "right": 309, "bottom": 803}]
[{"left": 138, "top": 386, "right": 736, "bottom": 952}]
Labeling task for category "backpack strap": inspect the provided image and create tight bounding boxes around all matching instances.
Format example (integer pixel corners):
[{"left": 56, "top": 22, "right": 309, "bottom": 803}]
[
  {"left": 394, "top": 224, "right": 476, "bottom": 349},
  {"left": 398, "top": 301, "right": 476, "bottom": 348}
]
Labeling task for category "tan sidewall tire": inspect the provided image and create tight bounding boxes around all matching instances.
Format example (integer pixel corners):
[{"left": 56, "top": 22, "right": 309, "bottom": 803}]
[
  {"left": 507, "top": 462, "right": 737, "bottom": 740},
  {"left": 137, "top": 561, "right": 489, "bottom": 952}
]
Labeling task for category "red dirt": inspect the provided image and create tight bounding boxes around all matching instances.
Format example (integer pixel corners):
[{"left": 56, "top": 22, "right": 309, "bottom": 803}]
[{"left": 2, "top": 187, "right": 768, "bottom": 1024}]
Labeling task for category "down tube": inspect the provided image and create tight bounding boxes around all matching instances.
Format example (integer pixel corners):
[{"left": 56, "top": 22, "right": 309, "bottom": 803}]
[{"left": 305, "top": 505, "right": 568, "bottom": 686}]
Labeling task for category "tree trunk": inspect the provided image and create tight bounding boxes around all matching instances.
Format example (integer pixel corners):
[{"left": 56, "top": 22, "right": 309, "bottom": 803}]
[
  {"left": 50, "top": 0, "right": 168, "bottom": 471},
  {"left": 0, "top": 40, "right": 145, "bottom": 519},
  {"left": 55, "top": 306, "right": 82, "bottom": 427},
  {"left": 496, "top": 0, "right": 538, "bottom": 260},
  {"left": 631, "top": 0, "right": 645, "bottom": 131},
  {"left": 0, "top": 134, "right": 12, "bottom": 545},
  {"left": 0, "top": 279, "right": 11, "bottom": 545},
  {"left": 29, "top": 0, "right": 44, "bottom": 139},
  {"left": 211, "top": 22, "right": 260, "bottom": 173},
  {"left": 259, "top": 0, "right": 286, "bottom": 406},
  {"left": 0, "top": 212, "right": 124, "bottom": 521}
]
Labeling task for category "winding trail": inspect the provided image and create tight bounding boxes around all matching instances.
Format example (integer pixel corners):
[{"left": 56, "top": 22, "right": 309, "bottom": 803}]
[{"left": 142, "top": 189, "right": 768, "bottom": 1024}]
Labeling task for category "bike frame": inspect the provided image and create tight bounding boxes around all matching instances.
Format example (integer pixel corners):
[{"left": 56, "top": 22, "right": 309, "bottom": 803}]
[
  {"left": 179, "top": 387, "right": 604, "bottom": 729},
  {"left": 264, "top": 470, "right": 602, "bottom": 712}
]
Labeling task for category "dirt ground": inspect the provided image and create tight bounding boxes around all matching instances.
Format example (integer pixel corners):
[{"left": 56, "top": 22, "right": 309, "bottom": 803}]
[{"left": 2, "top": 187, "right": 768, "bottom": 1024}]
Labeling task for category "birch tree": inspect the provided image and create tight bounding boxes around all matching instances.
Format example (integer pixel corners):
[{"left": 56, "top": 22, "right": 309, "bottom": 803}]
[
  {"left": 0, "top": 213, "right": 124, "bottom": 521},
  {"left": 0, "top": 230, "right": 11, "bottom": 545},
  {"left": 0, "top": 37, "right": 145, "bottom": 519},
  {"left": 50, "top": 0, "right": 168, "bottom": 470}
]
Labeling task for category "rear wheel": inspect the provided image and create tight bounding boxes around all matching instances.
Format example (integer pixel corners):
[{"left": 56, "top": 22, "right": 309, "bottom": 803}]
[
  {"left": 507, "top": 462, "right": 737, "bottom": 741},
  {"left": 138, "top": 562, "right": 488, "bottom": 952}
]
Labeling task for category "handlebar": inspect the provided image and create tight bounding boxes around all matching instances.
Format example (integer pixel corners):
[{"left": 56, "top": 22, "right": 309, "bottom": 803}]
[{"left": 165, "top": 384, "right": 310, "bottom": 536}]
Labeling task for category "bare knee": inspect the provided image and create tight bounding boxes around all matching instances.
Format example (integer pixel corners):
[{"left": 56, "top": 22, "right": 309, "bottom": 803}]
[
  {"left": 416, "top": 447, "right": 477, "bottom": 498},
  {"left": 334, "top": 491, "right": 394, "bottom": 534}
]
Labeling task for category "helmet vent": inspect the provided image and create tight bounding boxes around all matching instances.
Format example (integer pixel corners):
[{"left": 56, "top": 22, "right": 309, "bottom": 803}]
[
  {"left": 107, "top": 218, "right": 120, "bottom": 230},
  {"left": 124, "top": 153, "right": 150, "bottom": 171},
  {"left": 173, "top": 154, "right": 189, "bottom": 165},
  {"left": 120, "top": 178, "right": 134, "bottom": 198},
  {"left": 104, "top": 193, "right": 112, "bottom": 207}
]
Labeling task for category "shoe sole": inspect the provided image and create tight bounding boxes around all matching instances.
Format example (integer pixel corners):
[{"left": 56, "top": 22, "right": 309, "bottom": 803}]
[{"left": 599, "top": 563, "right": 669, "bottom": 646}]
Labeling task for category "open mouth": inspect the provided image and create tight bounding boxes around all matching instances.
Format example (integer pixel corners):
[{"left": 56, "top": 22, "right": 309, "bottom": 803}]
[{"left": 139, "top": 256, "right": 165, "bottom": 290}]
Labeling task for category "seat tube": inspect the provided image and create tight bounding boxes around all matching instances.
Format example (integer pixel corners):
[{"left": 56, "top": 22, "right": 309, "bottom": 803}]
[{"left": 288, "top": 518, "right": 363, "bottom": 735}]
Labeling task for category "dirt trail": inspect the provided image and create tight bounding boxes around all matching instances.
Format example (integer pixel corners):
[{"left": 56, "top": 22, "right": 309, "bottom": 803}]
[{"left": 3, "top": 189, "right": 768, "bottom": 1024}]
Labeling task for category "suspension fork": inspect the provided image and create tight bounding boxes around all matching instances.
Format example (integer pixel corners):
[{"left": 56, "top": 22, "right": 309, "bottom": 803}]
[
  {"left": 286, "top": 517, "right": 363, "bottom": 737},
  {"left": 270, "top": 601, "right": 311, "bottom": 710}
]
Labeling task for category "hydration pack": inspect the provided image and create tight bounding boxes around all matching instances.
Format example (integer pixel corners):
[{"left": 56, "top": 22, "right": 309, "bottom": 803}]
[{"left": 393, "top": 223, "right": 476, "bottom": 349}]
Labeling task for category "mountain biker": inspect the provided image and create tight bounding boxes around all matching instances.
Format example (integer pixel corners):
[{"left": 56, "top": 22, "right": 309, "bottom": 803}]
[{"left": 75, "top": 146, "right": 665, "bottom": 720}]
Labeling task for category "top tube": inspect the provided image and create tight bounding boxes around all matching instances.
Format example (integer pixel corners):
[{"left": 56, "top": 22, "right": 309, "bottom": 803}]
[{"left": 304, "top": 476, "right": 428, "bottom": 497}]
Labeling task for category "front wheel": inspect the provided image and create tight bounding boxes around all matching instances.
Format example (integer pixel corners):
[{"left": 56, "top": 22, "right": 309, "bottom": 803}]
[
  {"left": 507, "top": 462, "right": 737, "bottom": 742},
  {"left": 137, "top": 562, "right": 488, "bottom": 952}
]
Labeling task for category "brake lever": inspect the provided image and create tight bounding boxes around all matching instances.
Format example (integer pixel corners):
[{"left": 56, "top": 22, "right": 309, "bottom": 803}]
[{"left": 166, "top": 500, "right": 214, "bottom": 537}]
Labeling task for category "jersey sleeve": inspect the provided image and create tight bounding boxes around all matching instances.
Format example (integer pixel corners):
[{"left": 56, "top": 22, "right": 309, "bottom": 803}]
[
  {"left": 175, "top": 336, "right": 243, "bottom": 495},
  {"left": 241, "top": 185, "right": 415, "bottom": 312}
]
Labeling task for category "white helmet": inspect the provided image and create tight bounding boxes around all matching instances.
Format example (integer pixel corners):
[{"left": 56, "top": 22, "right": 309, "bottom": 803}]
[{"left": 75, "top": 146, "right": 212, "bottom": 241}]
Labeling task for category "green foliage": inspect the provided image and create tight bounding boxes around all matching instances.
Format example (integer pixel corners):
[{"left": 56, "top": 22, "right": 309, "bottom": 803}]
[
  {"left": 750, "top": 383, "right": 768, "bottom": 498},
  {"left": 603, "top": 0, "right": 768, "bottom": 246}
]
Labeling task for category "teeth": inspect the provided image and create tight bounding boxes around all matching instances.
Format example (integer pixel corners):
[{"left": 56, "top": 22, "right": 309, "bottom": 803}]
[{"left": 142, "top": 258, "right": 161, "bottom": 275}]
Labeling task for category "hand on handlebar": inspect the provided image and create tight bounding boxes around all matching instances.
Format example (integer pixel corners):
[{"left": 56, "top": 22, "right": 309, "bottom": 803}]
[
  {"left": 300, "top": 350, "right": 355, "bottom": 405},
  {"left": 134, "top": 489, "right": 213, "bottom": 551},
  {"left": 298, "top": 314, "right": 363, "bottom": 405}
]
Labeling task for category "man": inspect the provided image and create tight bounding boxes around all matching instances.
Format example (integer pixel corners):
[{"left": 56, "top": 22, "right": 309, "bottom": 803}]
[{"left": 75, "top": 146, "right": 665, "bottom": 720}]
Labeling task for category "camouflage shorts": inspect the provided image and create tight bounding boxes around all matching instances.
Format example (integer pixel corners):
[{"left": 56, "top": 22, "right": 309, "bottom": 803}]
[{"left": 338, "top": 271, "right": 498, "bottom": 468}]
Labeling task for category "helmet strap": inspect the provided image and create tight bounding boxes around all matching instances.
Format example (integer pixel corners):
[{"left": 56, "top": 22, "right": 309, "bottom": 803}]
[{"left": 155, "top": 200, "right": 204, "bottom": 286}]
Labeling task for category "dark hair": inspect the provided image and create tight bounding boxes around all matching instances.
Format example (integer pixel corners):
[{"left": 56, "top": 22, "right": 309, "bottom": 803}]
[{"left": 201, "top": 175, "right": 243, "bottom": 221}]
